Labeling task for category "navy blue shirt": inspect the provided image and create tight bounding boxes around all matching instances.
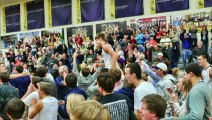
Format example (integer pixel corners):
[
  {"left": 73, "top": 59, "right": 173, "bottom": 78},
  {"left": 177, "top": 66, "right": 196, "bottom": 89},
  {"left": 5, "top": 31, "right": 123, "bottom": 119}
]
[
  {"left": 59, "top": 87, "right": 87, "bottom": 119},
  {"left": 55, "top": 76, "right": 69, "bottom": 100},
  {"left": 9, "top": 75, "right": 30, "bottom": 98},
  {"left": 64, "top": 87, "right": 87, "bottom": 100},
  {"left": 114, "top": 87, "right": 134, "bottom": 107},
  {"left": 180, "top": 33, "right": 192, "bottom": 49}
]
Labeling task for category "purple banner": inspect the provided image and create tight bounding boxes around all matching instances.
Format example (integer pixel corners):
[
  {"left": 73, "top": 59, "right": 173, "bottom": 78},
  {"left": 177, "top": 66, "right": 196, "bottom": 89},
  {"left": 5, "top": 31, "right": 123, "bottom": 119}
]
[
  {"left": 115, "top": 0, "right": 143, "bottom": 18},
  {"left": 5, "top": 4, "right": 20, "bottom": 33},
  {"left": 27, "top": 0, "right": 45, "bottom": 30},
  {"left": 205, "top": 0, "right": 212, "bottom": 7},
  {"left": 156, "top": 0, "right": 189, "bottom": 13},
  {"left": 81, "top": 0, "right": 104, "bottom": 23},
  {"left": 52, "top": 0, "right": 72, "bottom": 26}
]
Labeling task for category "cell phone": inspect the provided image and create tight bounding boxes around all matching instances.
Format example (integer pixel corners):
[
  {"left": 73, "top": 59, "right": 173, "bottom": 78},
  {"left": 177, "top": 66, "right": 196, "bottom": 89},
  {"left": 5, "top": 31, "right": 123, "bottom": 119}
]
[{"left": 166, "top": 88, "right": 173, "bottom": 94}]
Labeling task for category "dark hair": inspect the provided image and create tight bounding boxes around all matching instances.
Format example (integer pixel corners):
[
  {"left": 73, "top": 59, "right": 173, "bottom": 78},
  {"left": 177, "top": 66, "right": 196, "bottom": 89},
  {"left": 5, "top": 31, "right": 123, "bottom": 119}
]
[
  {"left": 97, "top": 72, "right": 115, "bottom": 93},
  {"left": 65, "top": 73, "right": 77, "bottom": 88},
  {"left": 127, "top": 58, "right": 133, "bottom": 63},
  {"left": 149, "top": 35, "right": 155, "bottom": 38},
  {"left": 31, "top": 76, "right": 44, "bottom": 89},
  {"left": 6, "top": 98, "right": 25, "bottom": 119},
  {"left": 142, "top": 94, "right": 167, "bottom": 119},
  {"left": 15, "top": 66, "right": 23, "bottom": 73},
  {"left": 81, "top": 67, "right": 90, "bottom": 77},
  {"left": 95, "top": 33, "right": 106, "bottom": 41},
  {"left": 198, "top": 53, "right": 209, "bottom": 62},
  {"left": 100, "top": 68, "right": 109, "bottom": 73},
  {"left": 0, "top": 73, "right": 9, "bottom": 83},
  {"left": 39, "top": 81, "right": 54, "bottom": 96},
  {"left": 34, "top": 67, "right": 48, "bottom": 77},
  {"left": 108, "top": 68, "right": 121, "bottom": 82},
  {"left": 126, "top": 63, "right": 142, "bottom": 79},
  {"left": 184, "top": 63, "right": 202, "bottom": 77}
]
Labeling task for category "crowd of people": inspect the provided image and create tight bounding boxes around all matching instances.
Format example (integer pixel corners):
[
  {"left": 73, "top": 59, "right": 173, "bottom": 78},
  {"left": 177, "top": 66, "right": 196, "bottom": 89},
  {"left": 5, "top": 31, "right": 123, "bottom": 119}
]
[{"left": 0, "top": 23, "right": 212, "bottom": 120}]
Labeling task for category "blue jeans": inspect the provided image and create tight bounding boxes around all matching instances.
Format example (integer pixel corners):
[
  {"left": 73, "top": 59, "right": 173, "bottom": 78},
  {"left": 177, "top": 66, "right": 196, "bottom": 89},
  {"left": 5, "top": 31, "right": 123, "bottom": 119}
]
[
  {"left": 182, "top": 49, "right": 191, "bottom": 67},
  {"left": 31, "top": 51, "right": 37, "bottom": 56}
]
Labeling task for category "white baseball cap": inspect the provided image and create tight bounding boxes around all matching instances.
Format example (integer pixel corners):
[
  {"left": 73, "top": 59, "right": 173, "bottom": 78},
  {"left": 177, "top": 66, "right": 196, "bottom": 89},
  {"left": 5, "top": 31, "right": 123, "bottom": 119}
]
[
  {"left": 157, "top": 52, "right": 163, "bottom": 56},
  {"left": 153, "top": 63, "right": 167, "bottom": 72}
]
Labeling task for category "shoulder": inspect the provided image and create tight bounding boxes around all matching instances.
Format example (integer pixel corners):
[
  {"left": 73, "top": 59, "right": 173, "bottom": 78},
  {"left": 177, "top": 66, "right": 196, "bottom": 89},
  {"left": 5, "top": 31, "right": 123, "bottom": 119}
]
[
  {"left": 136, "top": 82, "right": 153, "bottom": 90},
  {"left": 73, "top": 87, "right": 87, "bottom": 96},
  {"left": 77, "top": 87, "right": 86, "bottom": 93},
  {"left": 102, "top": 44, "right": 112, "bottom": 49},
  {"left": 35, "top": 100, "right": 44, "bottom": 109},
  {"left": 114, "top": 93, "right": 129, "bottom": 99},
  {"left": 191, "top": 82, "right": 210, "bottom": 94}
]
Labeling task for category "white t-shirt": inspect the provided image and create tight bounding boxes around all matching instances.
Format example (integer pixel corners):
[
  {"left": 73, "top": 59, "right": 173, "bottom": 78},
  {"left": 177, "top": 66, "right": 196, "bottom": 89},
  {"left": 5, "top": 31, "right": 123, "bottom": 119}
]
[
  {"left": 160, "top": 38, "right": 171, "bottom": 43},
  {"left": 102, "top": 45, "right": 112, "bottom": 69},
  {"left": 134, "top": 81, "right": 157, "bottom": 110},
  {"left": 23, "top": 91, "right": 40, "bottom": 120},
  {"left": 46, "top": 73, "right": 55, "bottom": 83},
  {"left": 38, "top": 97, "right": 58, "bottom": 120},
  {"left": 118, "top": 50, "right": 125, "bottom": 60}
]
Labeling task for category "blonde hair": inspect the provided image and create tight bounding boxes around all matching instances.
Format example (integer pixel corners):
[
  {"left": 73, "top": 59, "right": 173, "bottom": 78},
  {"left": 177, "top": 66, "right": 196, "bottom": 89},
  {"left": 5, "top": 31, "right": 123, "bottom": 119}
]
[
  {"left": 209, "top": 68, "right": 212, "bottom": 80},
  {"left": 66, "top": 94, "right": 85, "bottom": 114},
  {"left": 172, "top": 67, "right": 179, "bottom": 77},
  {"left": 178, "top": 76, "right": 192, "bottom": 99},
  {"left": 70, "top": 100, "right": 110, "bottom": 120}
]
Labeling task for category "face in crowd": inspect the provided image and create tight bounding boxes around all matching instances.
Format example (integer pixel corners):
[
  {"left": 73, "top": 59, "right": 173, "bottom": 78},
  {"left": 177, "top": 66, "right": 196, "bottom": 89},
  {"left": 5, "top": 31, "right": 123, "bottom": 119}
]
[{"left": 0, "top": 63, "right": 7, "bottom": 73}]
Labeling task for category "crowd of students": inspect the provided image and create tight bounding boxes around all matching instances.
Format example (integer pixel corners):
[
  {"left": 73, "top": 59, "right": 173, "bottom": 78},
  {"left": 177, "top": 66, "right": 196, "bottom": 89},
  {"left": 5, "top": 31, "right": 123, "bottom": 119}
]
[{"left": 0, "top": 23, "right": 212, "bottom": 120}]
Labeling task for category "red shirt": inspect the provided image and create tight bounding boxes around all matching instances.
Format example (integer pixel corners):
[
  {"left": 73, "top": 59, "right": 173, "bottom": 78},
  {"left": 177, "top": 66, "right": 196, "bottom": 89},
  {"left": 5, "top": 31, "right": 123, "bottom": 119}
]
[
  {"left": 130, "top": 38, "right": 136, "bottom": 44},
  {"left": 15, "top": 61, "right": 21, "bottom": 66},
  {"left": 148, "top": 40, "right": 157, "bottom": 46},
  {"left": 75, "top": 37, "right": 83, "bottom": 46}
]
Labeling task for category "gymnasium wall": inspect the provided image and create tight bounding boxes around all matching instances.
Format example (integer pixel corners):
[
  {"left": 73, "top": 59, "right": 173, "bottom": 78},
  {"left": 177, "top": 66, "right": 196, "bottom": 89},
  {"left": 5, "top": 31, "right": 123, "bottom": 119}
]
[{"left": 0, "top": 0, "right": 211, "bottom": 52}]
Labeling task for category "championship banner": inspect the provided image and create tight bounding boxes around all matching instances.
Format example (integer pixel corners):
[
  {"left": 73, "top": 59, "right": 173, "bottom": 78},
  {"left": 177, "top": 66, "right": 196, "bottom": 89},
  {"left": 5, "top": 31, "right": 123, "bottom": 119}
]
[
  {"left": 76, "top": 0, "right": 81, "bottom": 24},
  {"left": 26, "top": 0, "right": 45, "bottom": 30},
  {"left": 81, "top": 0, "right": 104, "bottom": 23},
  {"left": 2, "top": 7, "right": 6, "bottom": 34},
  {"left": 96, "top": 21, "right": 127, "bottom": 34},
  {"left": 1, "top": 35, "right": 18, "bottom": 49},
  {"left": 150, "top": 0, "right": 156, "bottom": 14},
  {"left": 48, "top": 0, "right": 52, "bottom": 27},
  {"left": 115, "top": 0, "right": 143, "bottom": 18},
  {"left": 67, "top": 25, "right": 93, "bottom": 41},
  {"left": 130, "top": 16, "right": 167, "bottom": 31},
  {"left": 23, "top": 3, "right": 28, "bottom": 31},
  {"left": 110, "top": 0, "right": 115, "bottom": 20},
  {"left": 5, "top": 4, "right": 20, "bottom": 33},
  {"left": 197, "top": 0, "right": 204, "bottom": 8},
  {"left": 51, "top": 0, "right": 72, "bottom": 26},
  {"left": 171, "top": 10, "right": 212, "bottom": 32},
  {"left": 205, "top": 0, "right": 212, "bottom": 7},
  {"left": 156, "top": 0, "right": 189, "bottom": 13}
]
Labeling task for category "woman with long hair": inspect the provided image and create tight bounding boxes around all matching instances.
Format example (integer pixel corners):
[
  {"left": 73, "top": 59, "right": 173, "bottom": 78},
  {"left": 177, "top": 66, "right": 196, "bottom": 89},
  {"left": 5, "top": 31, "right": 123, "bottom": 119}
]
[{"left": 201, "top": 25, "right": 209, "bottom": 52}]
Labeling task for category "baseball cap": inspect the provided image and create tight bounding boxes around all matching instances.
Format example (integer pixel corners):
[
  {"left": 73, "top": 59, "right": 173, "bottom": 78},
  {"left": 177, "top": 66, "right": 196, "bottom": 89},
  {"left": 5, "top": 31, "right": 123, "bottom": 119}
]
[
  {"left": 42, "top": 47, "right": 47, "bottom": 50},
  {"left": 153, "top": 63, "right": 167, "bottom": 72},
  {"left": 157, "top": 52, "right": 163, "bottom": 56}
]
